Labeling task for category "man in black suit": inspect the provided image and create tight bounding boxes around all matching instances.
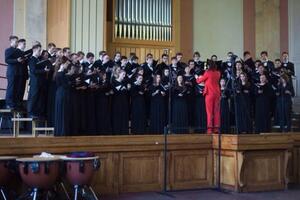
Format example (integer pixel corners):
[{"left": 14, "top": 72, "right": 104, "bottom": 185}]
[
  {"left": 14, "top": 39, "right": 29, "bottom": 109},
  {"left": 27, "top": 44, "right": 50, "bottom": 118},
  {"left": 281, "top": 52, "right": 295, "bottom": 77},
  {"left": 260, "top": 51, "right": 275, "bottom": 72},
  {"left": 4, "top": 35, "right": 24, "bottom": 110}
]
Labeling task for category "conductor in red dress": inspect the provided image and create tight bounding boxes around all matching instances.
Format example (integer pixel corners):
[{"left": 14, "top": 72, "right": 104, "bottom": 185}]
[{"left": 195, "top": 61, "right": 221, "bottom": 134}]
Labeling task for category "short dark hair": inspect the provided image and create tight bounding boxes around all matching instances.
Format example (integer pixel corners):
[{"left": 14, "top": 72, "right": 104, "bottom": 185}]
[
  {"left": 188, "top": 59, "right": 195, "bottom": 65},
  {"left": 161, "top": 53, "right": 168, "bottom": 58},
  {"left": 275, "top": 58, "right": 281, "bottom": 62},
  {"left": 77, "top": 51, "right": 85, "bottom": 56},
  {"left": 86, "top": 52, "right": 95, "bottom": 59},
  {"left": 9, "top": 35, "right": 18, "bottom": 41},
  {"left": 243, "top": 51, "right": 250, "bottom": 57},
  {"left": 121, "top": 56, "right": 127, "bottom": 60},
  {"left": 282, "top": 51, "right": 289, "bottom": 55},
  {"left": 63, "top": 47, "right": 70, "bottom": 53},
  {"left": 131, "top": 55, "right": 138, "bottom": 61},
  {"left": 171, "top": 56, "right": 177, "bottom": 60},
  {"left": 146, "top": 53, "right": 153, "bottom": 58},
  {"left": 260, "top": 51, "right": 268, "bottom": 56},
  {"left": 32, "top": 44, "right": 42, "bottom": 50},
  {"left": 99, "top": 50, "right": 106, "bottom": 57},
  {"left": 48, "top": 43, "right": 56, "bottom": 48},
  {"left": 193, "top": 51, "right": 200, "bottom": 57},
  {"left": 176, "top": 52, "right": 183, "bottom": 56},
  {"left": 18, "top": 39, "right": 26, "bottom": 43}
]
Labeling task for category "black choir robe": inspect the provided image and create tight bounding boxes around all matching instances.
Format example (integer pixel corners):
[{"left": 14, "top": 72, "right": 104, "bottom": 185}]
[
  {"left": 220, "top": 88, "right": 231, "bottom": 134},
  {"left": 130, "top": 83, "right": 146, "bottom": 134},
  {"left": 275, "top": 83, "right": 294, "bottom": 132},
  {"left": 235, "top": 82, "right": 253, "bottom": 133},
  {"left": 111, "top": 79, "right": 129, "bottom": 134},
  {"left": 194, "top": 84, "right": 206, "bottom": 133},
  {"left": 184, "top": 75, "right": 196, "bottom": 127},
  {"left": 95, "top": 79, "right": 112, "bottom": 134},
  {"left": 149, "top": 85, "right": 166, "bottom": 134},
  {"left": 254, "top": 83, "right": 272, "bottom": 133},
  {"left": 54, "top": 71, "right": 71, "bottom": 136},
  {"left": 171, "top": 86, "right": 188, "bottom": 134}
]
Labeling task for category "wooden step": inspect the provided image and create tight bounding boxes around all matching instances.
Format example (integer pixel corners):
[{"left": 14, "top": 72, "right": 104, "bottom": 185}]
[{"left": 33, "top": 127, "right": 54, "bottom": 131}]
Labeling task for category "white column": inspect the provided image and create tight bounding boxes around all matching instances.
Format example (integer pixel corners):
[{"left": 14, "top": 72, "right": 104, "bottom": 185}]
[{"left": 289, "top": 0, "right": 300, "bottom": 96}]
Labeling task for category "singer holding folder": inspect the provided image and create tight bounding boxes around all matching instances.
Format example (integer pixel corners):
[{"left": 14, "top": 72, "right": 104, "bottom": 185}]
[{"left": 196, "top": 60, "right": 221, "bottom": 134}]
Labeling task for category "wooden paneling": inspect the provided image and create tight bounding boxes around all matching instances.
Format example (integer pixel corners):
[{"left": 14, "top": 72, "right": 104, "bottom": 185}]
[
  {"left": 0, "top": 134, "right": 212, "bottom": 194},
  {"left": 119, "top": 151, "right": 163, "bottom": 192},
  {"left": 241, "top": 150, "right": 286, "bottom": 192},
  {"left": 0, "top": 133, "right": 298, "bottom": 194},
  {"left": 169, "top": 150, "right": 213, "bottom": 190},
  {"left": 213, "top": 134, "right": 291, "bottom": 192},
  {"left": 47, "top": 0, "right": 71, "bottom": 47}
]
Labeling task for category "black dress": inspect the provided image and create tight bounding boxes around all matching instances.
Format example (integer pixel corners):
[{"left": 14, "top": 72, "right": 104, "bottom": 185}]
[
  {"left": 54, "top": 71, "right": 71, "bottom": 136},
  {"left": 86, "top": 74, "right": 97, "bottom": 135},
  {"left": 171, "top": 86, "right": 188, "bottom": 134},
  {"left": 111, "top": 79, "right": 129, "bottom": 134},
  {"left": 95, "top": 78, "right": 112, "bottom": 134},
  {"left": 184, "top": 75, "right": 196, "bottom": 127},
  {"left": 275, "top": 83, "right": 294, "bottom": 132},
  {"left": 235, "top": 82, "right": 253, "bottom": 133},
  {"left": 130, "top": 83, "right": 146, "bottom": 134},
  {"left": 149, "top": 85, "right": 166, "bottom": 134},
  {"left": 220, "top": 88, "right": 231, "bottom": 134},
  {"left": 68, "top": 73, "right": 82, "bottom": 136},
  {"left": 254, "top": 83, "right": 272, "bottom": 133},
  {"left": 194, "top": 84, "right": 206, "bottom": 133}
]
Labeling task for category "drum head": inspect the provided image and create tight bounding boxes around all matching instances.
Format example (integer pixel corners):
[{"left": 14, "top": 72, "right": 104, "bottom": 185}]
[
  {"left": 0, "top": 156, "right": 17, "bottom": 161},
  {"left": 61, "top": 156, "right": 99, "bottom": 161},
  {"left": 17, "top": 157, "right": 61, "bottom": 162}
]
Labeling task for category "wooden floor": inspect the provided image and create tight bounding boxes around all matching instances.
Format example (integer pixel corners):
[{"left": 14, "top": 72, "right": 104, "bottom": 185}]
[{"left": 0, "top": 133, "right": 300, "bottom": 195}]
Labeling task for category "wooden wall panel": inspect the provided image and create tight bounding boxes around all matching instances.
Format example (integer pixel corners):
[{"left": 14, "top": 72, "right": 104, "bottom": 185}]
[
  {"left": 255, "top": 0, "right": 280, "bottom": 60},
  {"left": 242, "top": 150, "right": 286, "bottom": 192},
  {"left": 119, "top": 152, "right": 163, "bottom": 193},
  {"left": 169, "top": 150, "right": 213, "bottom": 190},
  {"left": 47, "top": 0, "right": 71, "bottom": 47}
]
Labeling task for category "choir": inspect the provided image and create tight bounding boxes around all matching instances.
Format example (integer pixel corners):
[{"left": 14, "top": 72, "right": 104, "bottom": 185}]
[{"left": 4, "top": 35, "right": 295, "bottom": 135}]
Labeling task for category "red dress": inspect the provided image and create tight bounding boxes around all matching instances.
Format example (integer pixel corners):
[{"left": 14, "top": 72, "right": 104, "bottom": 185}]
[{"left": 196, "top": 69, "right": 221, "bottom": 134}]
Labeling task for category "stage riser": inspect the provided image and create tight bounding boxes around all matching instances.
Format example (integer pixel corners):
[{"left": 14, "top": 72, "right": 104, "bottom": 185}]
[{"left": 1, "top": 134, "right": 300, "bottom": 194}]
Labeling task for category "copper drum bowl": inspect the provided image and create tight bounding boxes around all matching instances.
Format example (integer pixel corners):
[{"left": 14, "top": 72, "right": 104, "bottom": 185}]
[
  {"left": 0, "top": 156, "right": 17, "bottom": 186},
  {"left": 62, "top": 156, "right": 100, "bottom": 186},
  {"left": 17, "top": 157, "right": 60, "bottom": 189}
]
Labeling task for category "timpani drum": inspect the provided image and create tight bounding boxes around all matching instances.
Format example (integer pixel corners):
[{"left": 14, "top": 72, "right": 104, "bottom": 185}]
[
  {"left": 0, "top": 156, "right": 17, "bottom": 186},
  {"left": 62, "top": 155, "right": 100, "bottom": 186},
  {"left": 17, "top": 157, "right": 60, "bottom": 189}
]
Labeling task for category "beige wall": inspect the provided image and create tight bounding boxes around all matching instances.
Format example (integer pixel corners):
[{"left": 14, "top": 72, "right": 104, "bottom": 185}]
[
  {"left": 255, "top": 0, "right": 280, "bottom": 60},
  {"left": 193, "top": 0, "right": 244, "bottom": 60},
  {"left": 70, "top": 0, "right": 105, "bottom": 56},
  {"left": 13, "top": 0, "right": 47, "bottom": 48}
]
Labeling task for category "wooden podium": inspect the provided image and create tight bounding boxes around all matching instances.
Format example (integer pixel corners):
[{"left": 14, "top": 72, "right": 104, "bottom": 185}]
[{"left": 213, "top": 134, "right": 292, "bottom": 192}]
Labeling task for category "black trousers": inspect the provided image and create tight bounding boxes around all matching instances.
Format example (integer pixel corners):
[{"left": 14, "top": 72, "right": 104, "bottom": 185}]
[{"left": 5, "top": 74, "right": 17, "bottom": 107}]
